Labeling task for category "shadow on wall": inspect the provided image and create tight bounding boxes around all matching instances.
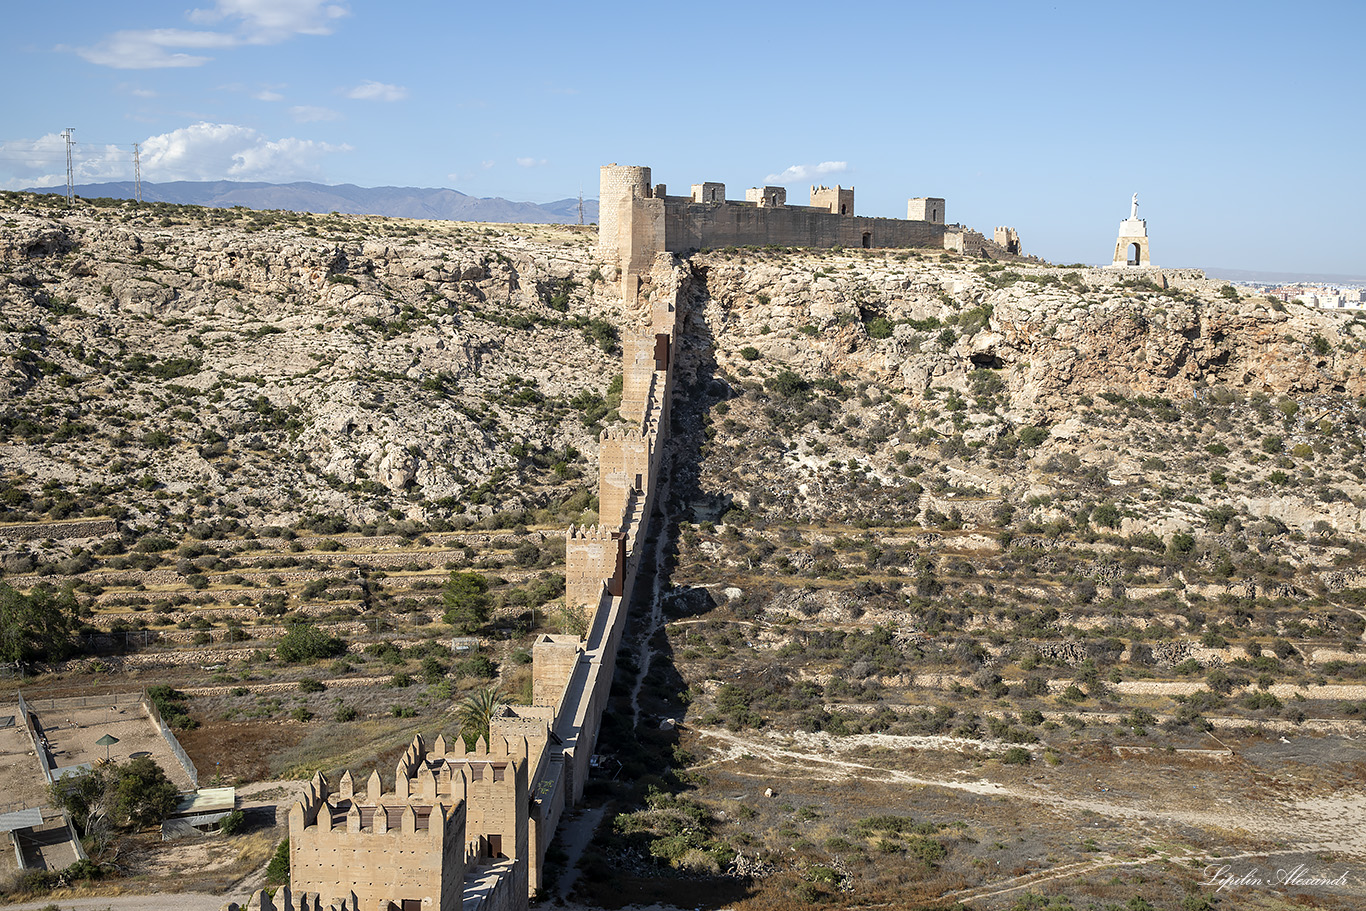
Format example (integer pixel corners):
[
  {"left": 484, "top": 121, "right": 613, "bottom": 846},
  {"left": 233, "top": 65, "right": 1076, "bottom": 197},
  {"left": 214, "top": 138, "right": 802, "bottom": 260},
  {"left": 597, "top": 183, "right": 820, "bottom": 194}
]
[{"left": 564, "top": 260, "right": 752, "bottom": 910}]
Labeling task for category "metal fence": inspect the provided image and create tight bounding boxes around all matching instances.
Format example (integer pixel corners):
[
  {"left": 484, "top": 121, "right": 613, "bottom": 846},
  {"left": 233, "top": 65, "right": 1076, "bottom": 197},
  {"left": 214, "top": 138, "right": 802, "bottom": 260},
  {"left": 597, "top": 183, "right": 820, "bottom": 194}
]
[
  {"left": 18, "top": 690, "right": 197, "bottom": 789},
  {"left": 79, "top": 630, "right": 158, "bottom": 655},
  {"left": 14, "top": 691, "right": 53, "bottom": 785},
  {"left": 140, "top": 691, "right": 198, "bottom": 789},
  {"left": 21, "top": 692, "right": 144, "bottom": 713}
]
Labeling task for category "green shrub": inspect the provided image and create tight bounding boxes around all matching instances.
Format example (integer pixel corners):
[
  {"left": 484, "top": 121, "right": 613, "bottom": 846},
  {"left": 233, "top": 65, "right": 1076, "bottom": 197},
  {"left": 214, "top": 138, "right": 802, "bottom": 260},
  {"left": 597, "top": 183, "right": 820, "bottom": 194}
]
[
  {"left": 276, "top": 624, "right": 347, "bottom": 663},
  {"left": 443, "top": 571, "right": 491, "bottom": 633},
  {"left": 266, "top": 839, "right": 290, "bottom": 883}
]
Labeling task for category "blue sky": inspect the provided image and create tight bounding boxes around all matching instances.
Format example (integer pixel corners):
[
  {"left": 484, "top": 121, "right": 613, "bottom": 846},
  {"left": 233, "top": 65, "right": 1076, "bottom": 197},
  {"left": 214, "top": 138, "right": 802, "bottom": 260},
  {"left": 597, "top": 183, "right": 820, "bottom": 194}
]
[{"left": 2, "top": 1, "right": 1362, "bottom": 274}]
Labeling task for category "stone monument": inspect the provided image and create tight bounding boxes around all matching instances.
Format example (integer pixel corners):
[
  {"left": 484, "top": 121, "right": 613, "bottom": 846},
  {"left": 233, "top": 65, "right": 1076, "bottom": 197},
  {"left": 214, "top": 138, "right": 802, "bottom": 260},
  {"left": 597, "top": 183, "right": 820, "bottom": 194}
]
[{"left": 1110, "top": 192, "right": 1151, "bottom": 267}]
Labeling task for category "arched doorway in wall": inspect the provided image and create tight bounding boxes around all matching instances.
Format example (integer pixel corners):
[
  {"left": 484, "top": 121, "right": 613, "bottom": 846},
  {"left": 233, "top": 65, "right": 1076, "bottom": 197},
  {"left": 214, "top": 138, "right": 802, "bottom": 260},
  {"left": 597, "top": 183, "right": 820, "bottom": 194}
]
[
  {"left": 1128, "top": 242, "right": 1140, "bottom": 265},
  {"left": 862, "top": 232, "right": 872, "bottom": 249}
]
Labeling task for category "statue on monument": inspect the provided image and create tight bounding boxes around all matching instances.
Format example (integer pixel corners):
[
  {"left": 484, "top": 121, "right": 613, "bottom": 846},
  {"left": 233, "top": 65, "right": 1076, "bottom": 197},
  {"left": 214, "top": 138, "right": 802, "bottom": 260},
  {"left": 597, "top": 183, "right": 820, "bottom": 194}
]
[{"left": 1130, "top": 192, "right": 1139, "bottom": 220}]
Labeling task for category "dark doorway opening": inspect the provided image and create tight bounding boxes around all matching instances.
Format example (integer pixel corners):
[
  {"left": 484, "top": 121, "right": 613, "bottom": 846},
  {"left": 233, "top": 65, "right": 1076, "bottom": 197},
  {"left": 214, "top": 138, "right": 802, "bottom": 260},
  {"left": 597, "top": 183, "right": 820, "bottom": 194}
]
[
  {"left": 861, "top": 232, "right": 871, "bottom": 249},
  {"left": 1128, "top": 242, "right": 1140, "bottom": 265}
]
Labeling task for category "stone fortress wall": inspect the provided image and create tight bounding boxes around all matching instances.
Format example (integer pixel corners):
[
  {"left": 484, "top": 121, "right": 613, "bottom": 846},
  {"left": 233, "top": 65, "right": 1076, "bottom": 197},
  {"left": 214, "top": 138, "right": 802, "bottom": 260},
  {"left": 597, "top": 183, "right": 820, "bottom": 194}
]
[
  {"left": 234, "top": 218, "right": 687, "bottom": 911},
  {"left": 233, "top": 161, "right": 1044, "bottom": 911},
  {"left": 599, "top": 164, "right": 1028, "bottom": 288}
]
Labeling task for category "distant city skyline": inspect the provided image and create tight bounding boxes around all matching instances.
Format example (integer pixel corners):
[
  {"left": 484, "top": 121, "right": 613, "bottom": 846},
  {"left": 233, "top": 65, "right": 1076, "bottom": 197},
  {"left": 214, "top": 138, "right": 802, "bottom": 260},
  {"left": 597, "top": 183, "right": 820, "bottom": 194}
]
[{"left": 2, "top": 0, "right": 1362, "bottom": 274}]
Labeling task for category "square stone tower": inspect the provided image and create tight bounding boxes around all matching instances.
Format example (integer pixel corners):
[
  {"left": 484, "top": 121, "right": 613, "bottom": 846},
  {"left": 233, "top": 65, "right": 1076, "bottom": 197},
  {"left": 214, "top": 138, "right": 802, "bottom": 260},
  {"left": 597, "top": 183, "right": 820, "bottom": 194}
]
[
  {"left": 810, "top": 185, "right": 854, "bottom": 216},
  {"left": 744, "top": 186, "right": 786, "bottom": 207},
  {"left": 690, "top": 182, "right": 725, "bottom": 203},
  {"left": 994, "top": 227, "right": 1021, "bottom": 254},
  {"left": 908, "top": 197, "right": 945, "bottom": 224}
]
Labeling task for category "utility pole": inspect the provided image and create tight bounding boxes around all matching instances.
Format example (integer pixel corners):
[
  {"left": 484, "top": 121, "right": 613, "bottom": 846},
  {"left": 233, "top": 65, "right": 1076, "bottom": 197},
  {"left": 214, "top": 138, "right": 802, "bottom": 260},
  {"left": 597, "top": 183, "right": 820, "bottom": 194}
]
[
  {"left": 62, "top": 128, "right": 75, "bottom": 206},
  {"left": 132, "top": 143, "right": 142, "bottom": 203},
  {"left": 578, "top": 187, "right": 584, "bottom": 226}
]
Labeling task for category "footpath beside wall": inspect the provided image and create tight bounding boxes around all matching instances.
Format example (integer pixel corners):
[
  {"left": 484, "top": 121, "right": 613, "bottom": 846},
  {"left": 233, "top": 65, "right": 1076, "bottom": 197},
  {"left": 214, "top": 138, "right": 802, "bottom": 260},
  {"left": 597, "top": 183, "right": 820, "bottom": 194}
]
[{"left": 537, "top": 255, "right": 683, "bottom": 815}]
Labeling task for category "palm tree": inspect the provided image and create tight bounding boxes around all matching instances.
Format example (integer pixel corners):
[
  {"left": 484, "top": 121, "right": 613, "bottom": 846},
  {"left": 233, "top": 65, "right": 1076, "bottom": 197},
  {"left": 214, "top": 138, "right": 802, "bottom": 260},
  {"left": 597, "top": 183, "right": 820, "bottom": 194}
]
[{"left": 457, "top": 685, "right": 504, "bottom": 750}]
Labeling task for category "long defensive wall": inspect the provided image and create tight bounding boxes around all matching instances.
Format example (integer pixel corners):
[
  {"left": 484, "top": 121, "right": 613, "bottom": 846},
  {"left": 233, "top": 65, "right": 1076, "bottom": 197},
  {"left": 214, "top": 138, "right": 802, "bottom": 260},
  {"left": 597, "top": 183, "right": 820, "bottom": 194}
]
[{"left": 235, "top": 251, "right": 685, "bottom": 911}]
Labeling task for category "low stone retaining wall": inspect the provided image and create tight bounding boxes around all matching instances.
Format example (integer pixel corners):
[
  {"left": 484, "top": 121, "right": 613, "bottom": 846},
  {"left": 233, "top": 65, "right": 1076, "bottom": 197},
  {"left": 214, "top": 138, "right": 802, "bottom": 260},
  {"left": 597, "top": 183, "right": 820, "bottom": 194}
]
[{"left": 0, "top": 518, "right": 118, "bottom": 542}]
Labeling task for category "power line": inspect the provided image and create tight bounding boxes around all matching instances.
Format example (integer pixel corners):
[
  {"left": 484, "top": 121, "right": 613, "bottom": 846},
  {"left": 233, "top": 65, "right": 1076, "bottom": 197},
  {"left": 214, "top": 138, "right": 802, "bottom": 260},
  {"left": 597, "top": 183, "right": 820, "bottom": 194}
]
[{"left": 62, "top": 128, "right": 75, "bottom": 206}]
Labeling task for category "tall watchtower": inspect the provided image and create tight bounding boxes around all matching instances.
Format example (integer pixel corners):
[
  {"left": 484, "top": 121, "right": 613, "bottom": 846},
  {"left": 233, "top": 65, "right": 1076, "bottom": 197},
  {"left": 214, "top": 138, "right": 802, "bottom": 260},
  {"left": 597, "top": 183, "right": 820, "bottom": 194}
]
[{"left": 598, "top": 164, "right": 652, "bottom": 259}]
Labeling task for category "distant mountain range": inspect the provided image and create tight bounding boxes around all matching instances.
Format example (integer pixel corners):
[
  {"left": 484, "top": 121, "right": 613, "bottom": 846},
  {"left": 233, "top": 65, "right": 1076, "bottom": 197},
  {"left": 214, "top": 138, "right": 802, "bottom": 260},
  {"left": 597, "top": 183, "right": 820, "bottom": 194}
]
[{"left": 22, "top": 180, "right": 599, "bottom": 225}]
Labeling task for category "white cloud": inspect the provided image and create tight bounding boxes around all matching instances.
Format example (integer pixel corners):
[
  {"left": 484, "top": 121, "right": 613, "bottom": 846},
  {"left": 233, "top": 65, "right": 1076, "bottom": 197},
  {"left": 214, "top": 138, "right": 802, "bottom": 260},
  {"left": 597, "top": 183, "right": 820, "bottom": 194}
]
[
  {"left": 137, "top": 122, "right": 349, "bottom": 182},
  {"left": 481, "top": 160, "right": 496, "bottom": 169},
  {"left": 345, "top": 81, "right": 409, "bottom": 102},
  {"left": 253, "top": 89, "right": 285, "bottom": 102},
  {"left": 75, "top": 28, "right": 236, "bottom": 69},
  {"left": 188, "top": 0, "right": 349, "bottom": 41},
  {"left": 763, "top": 161, "right": 849, "bottom": 184},
  {"left": 516, "top": 157, "right": 548, "bottom": 168},
  {"left": 290, "top": 105, "right": 341, "bottom": 122},
  {"left": 2, "top": 122, "right": 350, "bottom": 189},
  {"left": 75, "top": 1, "right": 348, "bottom": 69}
]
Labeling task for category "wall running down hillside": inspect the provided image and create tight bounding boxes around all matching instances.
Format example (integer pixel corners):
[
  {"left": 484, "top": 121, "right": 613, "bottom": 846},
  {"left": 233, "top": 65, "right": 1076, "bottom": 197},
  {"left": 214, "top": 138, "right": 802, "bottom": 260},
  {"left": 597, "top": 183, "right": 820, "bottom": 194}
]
[{"left": 233, "top": 256, "right": 686, "bottom": 911}]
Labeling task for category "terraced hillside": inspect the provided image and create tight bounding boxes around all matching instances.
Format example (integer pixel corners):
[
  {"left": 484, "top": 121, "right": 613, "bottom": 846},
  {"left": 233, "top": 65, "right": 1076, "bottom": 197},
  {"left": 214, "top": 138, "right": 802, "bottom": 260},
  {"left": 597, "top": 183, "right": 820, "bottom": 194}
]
[
  {"left": 4, "top": 192, "right": 1366, "bottom": 910},
  {"left": 582, "top": 247, "right": 1366, "bottom": 911}
]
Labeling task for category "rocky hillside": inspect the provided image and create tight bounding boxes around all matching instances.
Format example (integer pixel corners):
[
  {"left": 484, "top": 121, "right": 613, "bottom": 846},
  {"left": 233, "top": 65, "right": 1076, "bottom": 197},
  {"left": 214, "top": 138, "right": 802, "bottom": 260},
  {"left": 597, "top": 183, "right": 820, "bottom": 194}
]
[
  {"left": 581, "top": 244, "right": 1366, "bottom": 911},
  {"left": 676, "top": 247, "right": 1366, "bottom": 538},
  {"left": 0, "top": 191, "right": 626, "bottom": 545},
  {"left": 5, "top": 192, "right": 1366, "bottom": 911}
]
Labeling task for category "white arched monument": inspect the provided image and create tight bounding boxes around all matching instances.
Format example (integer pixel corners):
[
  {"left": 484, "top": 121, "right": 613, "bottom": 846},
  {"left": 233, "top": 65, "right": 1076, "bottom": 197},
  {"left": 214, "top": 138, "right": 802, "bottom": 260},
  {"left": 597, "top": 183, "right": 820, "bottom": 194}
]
[{"left": 1109, "top": 192, "right": 1151, "bottom": 267}]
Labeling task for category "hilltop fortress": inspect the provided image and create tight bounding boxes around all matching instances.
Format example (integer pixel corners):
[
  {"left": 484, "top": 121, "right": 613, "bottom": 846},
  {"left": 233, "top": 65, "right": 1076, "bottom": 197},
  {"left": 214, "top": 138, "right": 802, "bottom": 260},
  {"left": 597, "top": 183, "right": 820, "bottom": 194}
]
[{"left": 599, "top": 163, "right": 1028, "bottom": 290}]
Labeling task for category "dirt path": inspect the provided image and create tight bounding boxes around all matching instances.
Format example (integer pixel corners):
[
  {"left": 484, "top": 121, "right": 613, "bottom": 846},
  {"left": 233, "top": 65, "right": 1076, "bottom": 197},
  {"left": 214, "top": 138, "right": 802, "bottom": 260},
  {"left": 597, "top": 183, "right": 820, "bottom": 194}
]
[
  {"left": 553, "top": 805, "right": 607, "bottom": 898},
  {"left": 692, "top": 726, "right": 1366, "bottom": 858},
  {"left": 628, "top": 475, "right": 672, "bottom": 731},
  {"left": 945, "top": 847, "right": 1299, "bottom": 905},
  {"left": 1, "top": 894, "right": 226, "bottom": 911}
]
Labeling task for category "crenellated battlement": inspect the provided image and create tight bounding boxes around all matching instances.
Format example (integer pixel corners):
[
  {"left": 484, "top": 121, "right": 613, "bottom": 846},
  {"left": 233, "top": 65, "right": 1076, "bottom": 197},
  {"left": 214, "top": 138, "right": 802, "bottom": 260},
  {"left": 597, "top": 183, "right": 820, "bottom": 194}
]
[
  {"left": 566, "top": 523, "right": 619, "bottom": 541},
  {"left": 600, "top": 424, "right": 649, "bottom": 443}
]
